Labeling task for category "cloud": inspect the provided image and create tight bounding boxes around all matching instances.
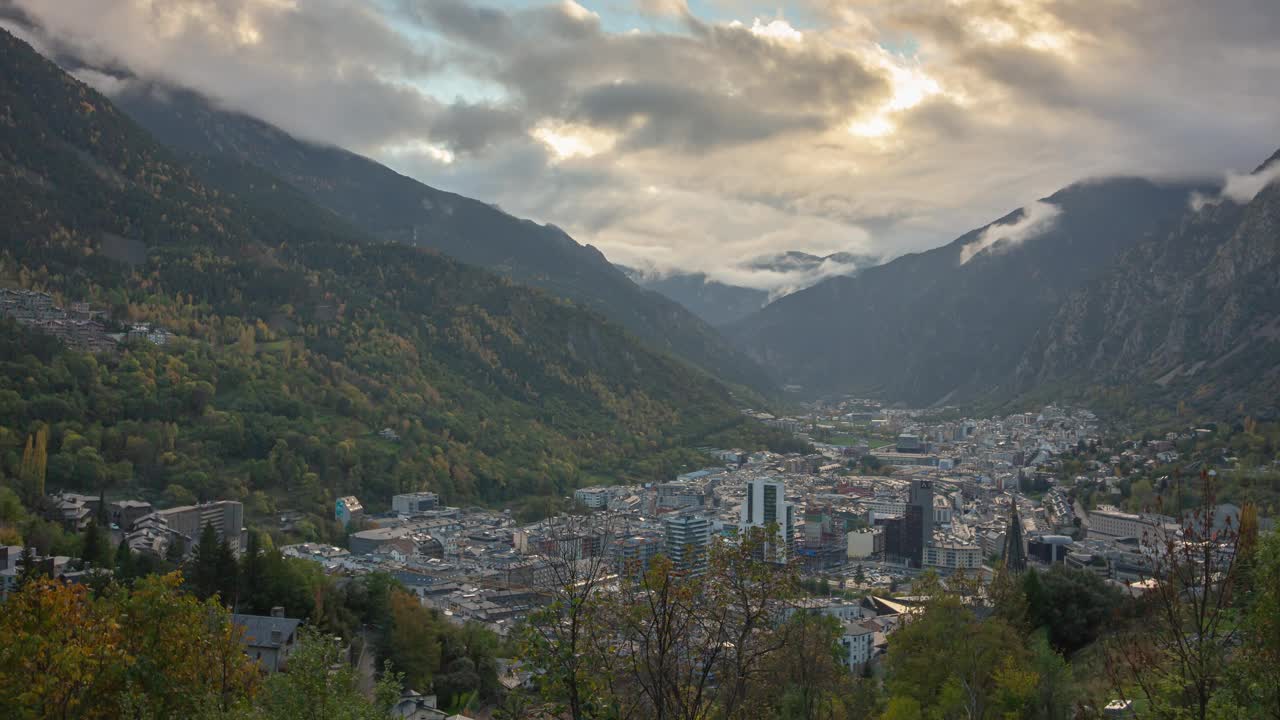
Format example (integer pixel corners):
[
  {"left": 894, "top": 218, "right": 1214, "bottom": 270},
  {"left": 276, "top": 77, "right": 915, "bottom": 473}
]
[
  {"left": 636, "top": 0, "right": 690, "bottom": 18},
  {"left": 959, "top": 201, "right": 1061, "bottom": 265},
  {"left": 69, "top": 67, "right": 129, "bottom": 95},
  {"left": 1190, "top": 162, "right": 1280, "bottom": 210},
  {"left": 629, "top": 250, "right": 878, "bottom": 297},
  {"left": 8, "top": 0, "right": 1280, "bottom": 280},
  {"left": 573, "top": 81, "right": 824, "bottom": 152},
  {"left": 8, "top": 0, "right": 441, "bottom": 151}
]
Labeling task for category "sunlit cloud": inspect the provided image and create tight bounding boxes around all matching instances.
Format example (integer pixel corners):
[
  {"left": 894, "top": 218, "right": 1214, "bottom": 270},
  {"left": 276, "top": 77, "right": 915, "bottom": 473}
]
[
  {"left": 384, "top": 139, "right": 456, "bottom": 165},
  {"left": 746, "top": 17, "right": 803, "bottom": 44},
  {"left": 532, "top": 122, "right": 618, "bottom": 161},
  {"left": 847, "top": 46, "right": 941, "bottom": 139}
]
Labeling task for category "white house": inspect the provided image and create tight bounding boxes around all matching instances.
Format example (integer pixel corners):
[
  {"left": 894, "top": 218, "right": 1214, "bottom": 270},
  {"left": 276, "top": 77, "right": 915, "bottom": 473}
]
[{"left": 839, "top": 620, "right": 876, "bottom": 668}]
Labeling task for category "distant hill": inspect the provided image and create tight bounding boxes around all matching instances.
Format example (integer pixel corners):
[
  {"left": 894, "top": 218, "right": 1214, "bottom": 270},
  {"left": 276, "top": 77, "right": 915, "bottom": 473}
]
[
  {"left": 729, "top": 177, "right": 1217, "bottom": 407},
  {"left": 108, "top": 83, "right": 775, "bottom": 396},
  {"left": 0, "top": 28, "right": 780, "bottom": 517},
  {"left": 619, "top": 251, "right": 881, "bottom": 326}
]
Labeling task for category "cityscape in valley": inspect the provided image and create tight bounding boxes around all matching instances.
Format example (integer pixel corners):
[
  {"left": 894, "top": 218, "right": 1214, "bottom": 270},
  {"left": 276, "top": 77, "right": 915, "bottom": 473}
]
[{"left": 1, "top": 1, "right": 1280, "bottom": 719}]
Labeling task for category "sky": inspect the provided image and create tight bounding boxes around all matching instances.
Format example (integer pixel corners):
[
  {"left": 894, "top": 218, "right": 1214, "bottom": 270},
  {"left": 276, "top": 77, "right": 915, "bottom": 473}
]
[{"left": 5, "top": 0, "right": 1280, "bottom": 292}]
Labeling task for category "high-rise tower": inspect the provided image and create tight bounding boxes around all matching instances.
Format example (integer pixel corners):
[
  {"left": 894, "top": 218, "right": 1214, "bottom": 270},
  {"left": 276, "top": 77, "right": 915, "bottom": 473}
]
[{"left": 740, "top": 478, "right": 795, "bottom": 563}]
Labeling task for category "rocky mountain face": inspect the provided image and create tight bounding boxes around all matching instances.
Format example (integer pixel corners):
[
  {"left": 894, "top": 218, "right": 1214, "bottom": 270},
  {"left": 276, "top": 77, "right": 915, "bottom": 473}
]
[
  {"left": 1016, "top": 151, "right": 1280, "bottom": 416},
  {"left": 729, "top": 178, "right": 1212, "bottom": 405},
  {"left": 620, "top": 251, "right": 881, "bottom": 326},
  {"left": 110, "top": 84, "right": 775, "bottom": 395}
]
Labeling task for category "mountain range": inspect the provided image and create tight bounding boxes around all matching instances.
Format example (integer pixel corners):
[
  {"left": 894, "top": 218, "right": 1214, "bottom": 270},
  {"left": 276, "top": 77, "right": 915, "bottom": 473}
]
[
  {"left": 619, "top": 251, "right": 881, "bottom": 326},
  {"left": 0, "top": 29, "right": 785, "bottom": 515},
  {"left": 728, "top": 167, "right": 1280, "bottom": 417}
]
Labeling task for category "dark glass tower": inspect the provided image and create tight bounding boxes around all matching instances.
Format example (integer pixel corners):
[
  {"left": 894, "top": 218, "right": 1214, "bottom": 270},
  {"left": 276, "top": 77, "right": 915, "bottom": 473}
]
[{"left": 1003, "top": 499, "right": 1028, "bottom": 574}]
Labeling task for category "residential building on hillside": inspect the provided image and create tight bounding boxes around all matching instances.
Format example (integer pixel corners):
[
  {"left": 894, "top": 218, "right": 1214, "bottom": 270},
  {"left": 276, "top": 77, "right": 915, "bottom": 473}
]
[
  {"left": 839, "top": 620, "right": 876, "bottom": 668},
  {"left": 232, "top": 607, "right": 301, "bottom": 673},
  {"left": 393, "top": 492, "right": 439, "bottom": 515},
  {"left": 336, "top": 496, "right": 364, "bottom": 527},
  {"left": 573, "top": 487, "right": 610, "bottom": 509},
  {"left": 155, "top": 500, "right": 245, "bottom": 552}
]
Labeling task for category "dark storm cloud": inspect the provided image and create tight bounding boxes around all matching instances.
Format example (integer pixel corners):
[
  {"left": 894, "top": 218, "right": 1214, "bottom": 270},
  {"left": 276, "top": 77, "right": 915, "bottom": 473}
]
[
  {"left": 428, "top": 101, "right": 529, "bottom": 154},
  {"left": 573, "top": 81, "right": 824, "bottom": 151}
]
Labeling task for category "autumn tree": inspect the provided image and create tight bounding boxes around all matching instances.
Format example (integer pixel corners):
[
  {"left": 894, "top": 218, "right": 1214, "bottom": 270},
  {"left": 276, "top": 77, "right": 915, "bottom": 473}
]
[
  {"left": 1105, "top": 471, "right": 1243, "bottom": 720},
  {"left": 520, "top": 512, "right": 623, "bottom": 720},
  {"left": 0, "top": 577, "right": 125, "bottom": 719},
  {"left": 0, "top": 573, "right": 258, "bottom": 719}
]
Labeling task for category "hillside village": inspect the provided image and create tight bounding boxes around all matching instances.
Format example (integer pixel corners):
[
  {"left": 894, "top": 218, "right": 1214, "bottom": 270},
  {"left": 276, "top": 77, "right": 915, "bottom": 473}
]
[{"left": 1, "top": 287, "right": 170, "bottom": 352}]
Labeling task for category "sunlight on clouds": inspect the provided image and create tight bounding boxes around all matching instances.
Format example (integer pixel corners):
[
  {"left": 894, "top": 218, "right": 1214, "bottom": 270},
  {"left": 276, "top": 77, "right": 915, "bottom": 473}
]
[
  {"left": 847, "top": 48, "right": 941, "bottom": 139},
  {"left": 532, "top": 123, "right": 617, "bottom": 161},
  {"left": 848, "top": 114, "right": 895, "bottom": 138},
  {"left": 383, "top": 139, "right": 455, "bottom": 165},
  {"left": 968, "top": 17, "right": 1018, "bottom": 44},
  {"left": 234, "top": 14, "right": 262, "bottom": 45},
  {"left": 748, "top": 18, "right": 803, "bottom": 44},
  {"left": 561, "top": 0, "right": 598, "bottom": 22},
  {"left": 964, "top": 1, "right": 1079, "bottom": 59}
]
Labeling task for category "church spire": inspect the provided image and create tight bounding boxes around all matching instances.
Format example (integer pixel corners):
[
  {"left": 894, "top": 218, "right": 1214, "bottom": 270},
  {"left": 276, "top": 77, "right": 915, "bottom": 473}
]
[{"left": 1003, "top": 496, "right": 1027, "bottom": 573}]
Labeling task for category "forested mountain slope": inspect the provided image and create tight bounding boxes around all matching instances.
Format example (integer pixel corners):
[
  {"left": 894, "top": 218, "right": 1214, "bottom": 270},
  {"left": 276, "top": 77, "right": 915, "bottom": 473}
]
[
  {"left": 0, "top": 29, "right": 774, "bottom": 522},
  {"left": 111, "top": 83, "right": 776, "bottom": 395}
]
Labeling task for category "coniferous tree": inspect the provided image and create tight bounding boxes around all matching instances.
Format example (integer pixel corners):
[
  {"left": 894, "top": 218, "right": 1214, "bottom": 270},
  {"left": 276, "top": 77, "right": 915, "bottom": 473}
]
[
  {"left": 215, "top": 536, "right": 239, "bottom": 608},
  {"left": 81, "top": 518, "right": 112, "bottom": 569},
  {"left": 115, "top": 537, "right": 135, "bottom": 583},
  {"left": 190, "top": 522, "right": 221, "bottom": 601},
  {"left": 165, "top": 535, "right": 186, "bottom": 565},
  {"left": 239, "top": 530, "right": 266, "bottom": 613},
  {"left": 15, "top": 544, "right": 43, "bottom": 588}
]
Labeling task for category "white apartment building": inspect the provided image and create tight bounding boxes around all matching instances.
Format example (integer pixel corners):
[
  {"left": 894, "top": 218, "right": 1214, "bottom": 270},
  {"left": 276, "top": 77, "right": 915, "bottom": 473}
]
[
  {"left": 740, "top": 479, "right": 795, "bottom": 564},
  {"left": 573, "top": 487, "right": 611, "bottom": 509},
  {"left": 1089, "top": 505, "right": 1155, "bottom": 540},
  {"left": 839, "top": 621, "right": 876, "bottom": 667},
  {"left": 923, "top": 543, "right": 982, "bottom": 571}
]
